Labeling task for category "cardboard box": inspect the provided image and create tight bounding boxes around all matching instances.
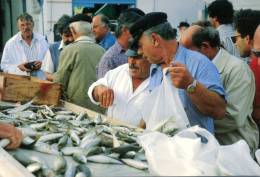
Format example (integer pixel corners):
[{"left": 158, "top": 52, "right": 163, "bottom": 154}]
[{"left": 0, "top": 73, "right": 61, "bottom": 105}]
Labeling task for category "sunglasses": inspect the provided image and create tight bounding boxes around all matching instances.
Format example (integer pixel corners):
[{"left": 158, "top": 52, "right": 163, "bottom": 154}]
[
  {"left": 231, "top": 34, "right": 241, "bottom": 43},
  {"left": 252, "top": 48, "right": 260, "bottom": 57}
]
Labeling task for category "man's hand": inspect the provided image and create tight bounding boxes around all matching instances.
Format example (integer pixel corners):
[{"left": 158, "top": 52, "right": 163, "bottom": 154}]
[
  {"left": 168, "top": 62, "right": 194, "bottom": 89},
  {"left": 93, "top": 85, "right": 114, "bottom": 108},
  {"left": 33, "top": 60, "right": 42, "bottom": 70},
  {"left": 0, "top": 123, "right": 23, "bottom": 150},
  {"left": 18, "top": 62, "right": 31, "bottom": 72}
]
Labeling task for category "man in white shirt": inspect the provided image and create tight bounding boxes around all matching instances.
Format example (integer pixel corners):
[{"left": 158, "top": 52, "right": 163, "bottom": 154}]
[
  {"left": 88, "top": 49, "right": 151, "bottom": 127},
  {"left": 1, "top": 13, "right": 49, "bottom": 79}
]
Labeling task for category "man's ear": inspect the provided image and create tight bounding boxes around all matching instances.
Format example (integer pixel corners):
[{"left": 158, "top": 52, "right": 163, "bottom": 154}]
[
  {"left": 151, "top": 33, "right": 159, "bottom": 47},
  {"left": 201, "top": 41, "right": 210, "bottom": 49},
  {"left": 245, "top": 35, "right": 252, "bottom": 45}
]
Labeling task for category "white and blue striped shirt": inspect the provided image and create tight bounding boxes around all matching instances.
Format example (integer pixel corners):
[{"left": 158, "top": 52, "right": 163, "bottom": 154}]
[{"left": 217, "top": 24, "right": 240, "bottom": 58}]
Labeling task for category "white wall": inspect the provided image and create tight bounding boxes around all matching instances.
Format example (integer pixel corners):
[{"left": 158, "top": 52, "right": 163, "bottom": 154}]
[
  {"left": 26, "top": 0, "right": 72, "bottom": 43},
  {"left": 136, "top": 0, "right": 206, "bottom": 28},
  {"left": 43, "top": 0, "right": 72, "bottom": 42}
]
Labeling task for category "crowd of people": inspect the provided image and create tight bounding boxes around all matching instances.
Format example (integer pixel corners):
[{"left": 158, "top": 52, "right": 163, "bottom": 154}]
[{"left": 0, "top": 0, "right": 260, "bottom": 157}]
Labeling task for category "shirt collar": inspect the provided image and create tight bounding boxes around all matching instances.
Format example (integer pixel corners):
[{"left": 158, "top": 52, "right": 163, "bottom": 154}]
[
  {"left": 75, "top": 36, "right": 95, "bottom": 43},
  {"left": 18, "top": 32, "right": 37, "bottom": 43},
  {"left": 59, "top": 41, "right": 64, "bottom": 50},
  {"left": 212, "top": 48, "right": 221, "bottom": 63}
]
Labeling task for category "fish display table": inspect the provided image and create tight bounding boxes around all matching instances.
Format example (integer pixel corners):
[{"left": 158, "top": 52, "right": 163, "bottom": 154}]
[{"left": 0, "top": 101, "right": 150, "bottom": 177}]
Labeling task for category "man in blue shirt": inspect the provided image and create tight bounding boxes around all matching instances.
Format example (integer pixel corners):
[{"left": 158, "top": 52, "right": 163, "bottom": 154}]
[
  {"left": 92, "top": 14, "right": 116, "bottom": 50},
  {"left": 130, "top": 12, "right": 227, "bottom": 133}
]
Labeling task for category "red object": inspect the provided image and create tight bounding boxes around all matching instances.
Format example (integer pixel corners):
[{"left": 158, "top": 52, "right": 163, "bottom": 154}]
[{"left": 250, "top": 57, "right": 260, "bottom": 106}]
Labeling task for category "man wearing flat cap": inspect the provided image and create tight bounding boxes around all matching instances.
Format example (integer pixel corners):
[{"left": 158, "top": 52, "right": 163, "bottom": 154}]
[
  {"left": 53, "top": 14, "right": 105, "bottom": 113},
  {"left": 130, "top": 12, "right": 227, "bottom": 133},
  {"left": 96, "top": 8, "right": 145, "bottom": 79},
  {"left": 88, "top": 48, "right": 151, "bottom": 127}
]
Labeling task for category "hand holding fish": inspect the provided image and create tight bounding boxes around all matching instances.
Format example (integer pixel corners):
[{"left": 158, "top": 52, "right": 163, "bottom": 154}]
[{"left": 0, "top": 123, "right": 23, "bottom": 149}]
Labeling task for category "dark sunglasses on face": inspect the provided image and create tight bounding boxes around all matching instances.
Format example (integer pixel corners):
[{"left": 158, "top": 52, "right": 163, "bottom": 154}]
[
  {"left": 252, "top": 48, "right": 260, "bottom": 57},
  {"left": 231, "top": 34, "right": 241, "bottom": 43}
]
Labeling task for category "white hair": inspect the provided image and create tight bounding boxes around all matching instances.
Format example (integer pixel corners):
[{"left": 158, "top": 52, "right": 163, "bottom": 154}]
[{"left": 70, "top": 21, "right": 93, "bottom": 36}]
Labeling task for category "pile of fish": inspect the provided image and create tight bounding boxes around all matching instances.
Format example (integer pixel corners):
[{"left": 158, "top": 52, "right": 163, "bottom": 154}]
[
  {"left": 0, "top": 101, "right": 180, "bottom": 177},
  {"left": 0, "top": 101, "right": 148, "bottom": 177}
]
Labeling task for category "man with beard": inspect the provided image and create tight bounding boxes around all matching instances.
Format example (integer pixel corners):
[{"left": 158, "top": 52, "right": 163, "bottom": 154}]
[
  {"left": 42, "top": 15, "right": 74, "bottom": 81},
  {"left": 88, "top": 48, "right": 151, "bottom": 127},
  {"left": 1, "top": 13, "right": 48, "bottom": 79}
]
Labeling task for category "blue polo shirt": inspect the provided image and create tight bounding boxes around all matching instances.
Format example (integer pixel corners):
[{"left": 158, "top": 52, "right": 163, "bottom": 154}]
[
  {"left": 99, "top": 32, "right": 116, "bottom": 50},
  {"left": 148, "top": 44, "right": 226, "bottom": 133}
]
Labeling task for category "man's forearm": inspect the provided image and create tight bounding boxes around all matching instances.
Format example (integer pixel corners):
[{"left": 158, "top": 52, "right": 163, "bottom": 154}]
[{"left": 188, "top": 82, "right": 226, "bottom": 119}]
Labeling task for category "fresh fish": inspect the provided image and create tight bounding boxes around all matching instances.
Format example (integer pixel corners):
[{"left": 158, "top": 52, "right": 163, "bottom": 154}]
[
  {"left": 64, "top": 164, "right": 77, "bottom": 177},
  {"left": 73, "top": 153, "right": 87, "bottom": 164},
  {"left": 61, "top": 147, "right": 87, "bottom": 156},
  {"left": 19, "top": 127, "right": 41, "bottom": 137},
  {"left": 75, "top": 112, "right": 86, "bottom": 121},
  {"left": 27, "top": 162, "right": 42, "bottom": 173},
  {"left": 121, "top": 158, "right": 148, "bottom": 170},
  {"left": 57, "top": 134, "right": 69, "bottom": 150},
  {"left": 0, "top": 138, "right": 10, "bottom": 148},
  {"left": 77, "top": 165, "right": 91, "bottom": 177},
  {"left": 112, "top": 144, "right": 141, "bottom": 155},
  {"left": 34, "top": 142, "right": 61, "bottom": 155},
  {"left": 37, "top": 133, "right": 64, "bottom": 143},
  {"left": 87, "top": 154, "right": 123, "bottom": 164},
  {"left": 70, "top": 130, "right": 81, "bottom": 146},
  {"left": 75, "top": 172, "right": 87, "bottom": 177},
  {"left": 30, "top": 122, "right": 48, "bottom": 130},
  {"left": 22, "top": 136, "right": 35, "bottom": 146},
  {"left": 6, "top": 100, "right": 33, "bottom": 114}
]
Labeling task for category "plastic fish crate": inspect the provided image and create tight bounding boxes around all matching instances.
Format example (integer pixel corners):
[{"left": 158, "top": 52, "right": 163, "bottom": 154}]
[{"left": 0, "top": 73, "right": 61, "bottom": 105}]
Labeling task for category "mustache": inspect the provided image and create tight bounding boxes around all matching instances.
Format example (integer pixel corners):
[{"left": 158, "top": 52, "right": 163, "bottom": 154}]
[{"left": 129, "top": 64, "right": 139, "bottom": 70}]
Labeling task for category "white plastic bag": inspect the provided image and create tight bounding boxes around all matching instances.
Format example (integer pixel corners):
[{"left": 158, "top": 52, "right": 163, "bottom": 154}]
[
  {"left": 216, "top": 140, "right": 260, "bottom": 175},
  {"left": 143, "top": 68, "right": 189, "bottom": 130},
  {"left": 138, "top": 126, "right": 220, "bottom": 176}
]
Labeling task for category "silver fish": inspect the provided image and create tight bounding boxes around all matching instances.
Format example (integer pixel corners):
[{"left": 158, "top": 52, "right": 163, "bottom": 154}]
[
  {"left": 27, "top": 162, "right": 42, "bottom": 173},
  {"left": 0, "top": 138, "right": 10, "bottom": 148},
  {"left": 87, "top": 154, "right": 123, "bottom": 164},
  {"left": 121, "top": 158, "right": 148, "bottom": 170}
]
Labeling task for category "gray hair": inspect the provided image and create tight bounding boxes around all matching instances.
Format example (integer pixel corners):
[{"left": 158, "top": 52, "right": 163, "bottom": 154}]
[
  {"left": 70, "top": 21, "right": 92, "bottom": 36},
  {"left": 17, "top": 12, "right": 34, "bottom": 23},
  {"left": 95, "top": 14, "right": 110, "bottom": 28},
  {"left": 192, "top": 27, "right": 221, "bottom": 48},
  {"left": 143, "top": 22, "right": 176, "bottom": 40}
]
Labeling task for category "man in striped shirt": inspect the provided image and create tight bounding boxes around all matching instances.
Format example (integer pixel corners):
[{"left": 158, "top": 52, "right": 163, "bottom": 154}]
[{"left": 1, "top": 13, "right": 48, "bottom": 79}]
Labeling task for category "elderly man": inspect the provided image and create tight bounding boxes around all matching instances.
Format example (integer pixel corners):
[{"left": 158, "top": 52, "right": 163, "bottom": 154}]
[
  {"left": 130, "top": 12, "right": 226, "bottom": 133},
  {"left": 92, "top": 14, "right": 116, "bottom": 50},
  {"left": 96, "top": 8, "right": 145, "bottom": 79},
  {"left": 0, "top": 123, "right": 22, "bottom": 150},
  {"left": 207, "top": 0, "right": 239, "bottom": 57},
  {"left": 188, "top": 26, "right": 258, "bottom": 154},
  {"left": 88, "top": 49, "right": 150, "bottom": 127},
  {"left": 42, "top": 14, "right": 74, "bottom": 81},
  {"left": 53, "top": 14, "right": 105, "bottom": 113},
  {"left": 1, "top": 13, "right": 48, "bottom": 79}
]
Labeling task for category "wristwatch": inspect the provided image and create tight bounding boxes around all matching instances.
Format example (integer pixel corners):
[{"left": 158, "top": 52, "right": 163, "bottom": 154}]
[{"left": 186, "top": 79, "right": 197, "bottom": 94}]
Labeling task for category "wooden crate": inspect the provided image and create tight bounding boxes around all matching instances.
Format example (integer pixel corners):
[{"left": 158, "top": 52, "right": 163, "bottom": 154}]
[{"left": 0, "top": 73, "right": 61, "bottom": 105}]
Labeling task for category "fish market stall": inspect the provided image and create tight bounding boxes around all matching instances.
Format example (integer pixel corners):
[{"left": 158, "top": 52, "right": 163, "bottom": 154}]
[{"left": 0, "top": 101, "right": 150, "bottom": 177}]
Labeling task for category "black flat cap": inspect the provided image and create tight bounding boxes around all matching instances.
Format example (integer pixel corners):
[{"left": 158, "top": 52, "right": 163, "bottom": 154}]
[
  {"left": 178, "top": 21, "right": 190, "bottom": 28},
  {"left": 130, "top": 12, "right": 167, "bottom": 38},
  {"left": 70, "top": 14, "right": 92, "bottom": 23},
  {"left": 129, "top": 12, "right": 167, "bottom": 49}
]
